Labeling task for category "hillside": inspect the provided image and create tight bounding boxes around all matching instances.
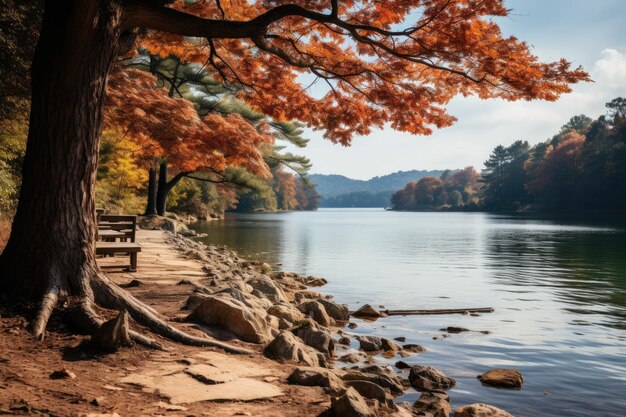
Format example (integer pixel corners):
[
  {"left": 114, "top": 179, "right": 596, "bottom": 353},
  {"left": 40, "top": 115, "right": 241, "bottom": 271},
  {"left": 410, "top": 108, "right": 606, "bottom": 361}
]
[{"left": 310, "top": 169, "right": 445, "bottom": 207}]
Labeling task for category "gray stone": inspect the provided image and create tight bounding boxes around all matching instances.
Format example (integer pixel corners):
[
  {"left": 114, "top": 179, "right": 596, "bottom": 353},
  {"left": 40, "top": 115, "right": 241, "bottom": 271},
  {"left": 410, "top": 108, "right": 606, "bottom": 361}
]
[{"left": 409, "top": 366, "right": 456, "bottom": 392}]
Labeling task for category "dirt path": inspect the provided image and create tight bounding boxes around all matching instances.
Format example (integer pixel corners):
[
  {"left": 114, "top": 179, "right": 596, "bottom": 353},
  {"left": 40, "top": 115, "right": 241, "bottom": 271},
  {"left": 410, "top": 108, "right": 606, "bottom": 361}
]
[{"left": 0, "top": 229, "right": 330, "bottom": 417}]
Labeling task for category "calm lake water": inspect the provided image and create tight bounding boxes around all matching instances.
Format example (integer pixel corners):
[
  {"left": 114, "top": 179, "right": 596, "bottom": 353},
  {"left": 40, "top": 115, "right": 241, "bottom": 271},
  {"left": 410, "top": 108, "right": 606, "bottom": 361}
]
[{"left": 191, "top": 209, "right": 626, "bottom": 417}]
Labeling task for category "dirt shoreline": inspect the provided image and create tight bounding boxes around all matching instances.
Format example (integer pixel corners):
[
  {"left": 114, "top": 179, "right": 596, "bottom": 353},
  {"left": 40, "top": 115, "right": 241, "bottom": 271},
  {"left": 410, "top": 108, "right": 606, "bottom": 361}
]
[{"left": 0, "top": 219, "right": 515, "bottom": 417}]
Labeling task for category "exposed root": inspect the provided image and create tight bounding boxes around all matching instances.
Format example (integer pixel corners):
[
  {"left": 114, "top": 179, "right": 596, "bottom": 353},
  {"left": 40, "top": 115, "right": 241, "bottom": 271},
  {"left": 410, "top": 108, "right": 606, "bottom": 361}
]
[
  {"left": 31, "top": 286, "right": 60, "bottom": 341},
  {"left": 91, "top": 274, "right": 252, "bottom": 355}
]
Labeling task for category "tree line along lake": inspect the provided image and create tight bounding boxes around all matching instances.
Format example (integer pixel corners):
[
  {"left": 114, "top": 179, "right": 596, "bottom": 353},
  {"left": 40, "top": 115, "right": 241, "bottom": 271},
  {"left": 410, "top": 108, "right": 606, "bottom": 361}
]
[{"left": 190, "top": 209, "right": 626, "bottom": 417}]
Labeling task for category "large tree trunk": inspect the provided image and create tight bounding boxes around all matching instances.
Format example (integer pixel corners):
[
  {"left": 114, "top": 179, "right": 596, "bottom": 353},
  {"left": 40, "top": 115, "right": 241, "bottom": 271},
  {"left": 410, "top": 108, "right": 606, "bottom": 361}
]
[
  {"left": 0, "top": 0, "right": 123, "bottom": 300},
  {"left": 145, "top": 165, "right": 158, "bottom": 216}
]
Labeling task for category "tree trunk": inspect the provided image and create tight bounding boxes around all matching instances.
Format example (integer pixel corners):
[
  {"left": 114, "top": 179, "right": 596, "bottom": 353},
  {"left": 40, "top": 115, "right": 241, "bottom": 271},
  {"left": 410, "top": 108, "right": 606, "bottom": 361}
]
[
  {"left": 156, "top": 162, "right": 168, "bottom": 215},
  {"left": 145, "top": 165, "right": 157, "bottom": 216}
]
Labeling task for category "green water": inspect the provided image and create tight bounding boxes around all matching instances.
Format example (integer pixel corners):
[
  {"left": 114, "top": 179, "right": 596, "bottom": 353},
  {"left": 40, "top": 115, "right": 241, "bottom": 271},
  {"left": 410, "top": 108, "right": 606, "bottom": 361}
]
[{"left": 191, "top": 209, "right": 626, "bottom": 417}]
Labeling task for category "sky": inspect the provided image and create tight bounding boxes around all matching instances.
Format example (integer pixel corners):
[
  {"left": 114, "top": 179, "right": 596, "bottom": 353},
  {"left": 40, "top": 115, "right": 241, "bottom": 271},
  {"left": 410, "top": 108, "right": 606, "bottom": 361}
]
[{"left": 288, "top": 0, "right": 626, "bottom": 180}]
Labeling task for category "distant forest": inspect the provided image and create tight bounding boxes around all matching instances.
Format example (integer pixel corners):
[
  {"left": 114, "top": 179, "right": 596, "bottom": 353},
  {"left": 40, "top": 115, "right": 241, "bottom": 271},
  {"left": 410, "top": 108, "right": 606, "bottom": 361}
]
[
  {"left": 311, "top": 170, "right": 444, "bottom": 207},
  {"left": 392, "top": 98, "right": 626, "bottom": 212}
]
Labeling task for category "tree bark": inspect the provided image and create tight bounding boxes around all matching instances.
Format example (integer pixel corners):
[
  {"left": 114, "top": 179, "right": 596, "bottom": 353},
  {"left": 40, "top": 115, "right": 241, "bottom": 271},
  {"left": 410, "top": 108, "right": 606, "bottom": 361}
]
[
  {"left": 156, "top": 162, "right": 168, "bottom": 216},
  {"left": 155, "top": 162, "right": 188, "bottom": 216},
  {"left": 145, "top": 165, "right": 157, "bottom": 216},
  {"left": 0, "top": 0, "right": 123, "bottom": 299}
]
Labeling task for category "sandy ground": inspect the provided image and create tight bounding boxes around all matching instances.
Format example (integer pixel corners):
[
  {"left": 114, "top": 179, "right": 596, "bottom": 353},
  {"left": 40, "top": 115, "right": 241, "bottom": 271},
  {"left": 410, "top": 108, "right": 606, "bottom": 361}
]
[{"left": 0, "top": 229, "right": 332, "bottom": 417}]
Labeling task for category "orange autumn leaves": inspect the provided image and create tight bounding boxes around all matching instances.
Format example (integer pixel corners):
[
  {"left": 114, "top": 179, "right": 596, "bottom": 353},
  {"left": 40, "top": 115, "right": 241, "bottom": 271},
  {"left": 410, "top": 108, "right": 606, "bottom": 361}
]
[
  {"left": 135, "top": 0, "right": 588, "bottom": 144},
  {"left": 104, "top": 68, "right": 271, "bottom": 177}
]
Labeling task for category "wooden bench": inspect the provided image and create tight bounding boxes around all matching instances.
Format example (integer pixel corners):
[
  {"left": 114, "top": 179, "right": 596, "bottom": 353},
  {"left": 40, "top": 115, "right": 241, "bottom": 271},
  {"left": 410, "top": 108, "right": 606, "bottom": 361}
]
[
  {"left": 98, "top": 215, "right": 137, "bottom": 242},
  {"left": 96, "top": 242, "right": 141, "bottom": 271}
]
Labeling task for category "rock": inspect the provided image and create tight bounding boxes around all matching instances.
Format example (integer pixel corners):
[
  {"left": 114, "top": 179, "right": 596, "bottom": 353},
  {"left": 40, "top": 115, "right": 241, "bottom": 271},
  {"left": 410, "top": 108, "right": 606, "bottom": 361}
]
[
  {"left": 413, "top": 391, "right": 451, "bottom": 417},
  {"left": 247, "top": 276, "right": 288, "bottom": 303},
  {"left": 295, "top": 290, "right": 323, "bottom": 300},
  {"left": 298, "top": 300, "right": 332, "bottom": 327},
  {"left": 185, "top": 293, "right": 210, "bottom": 311},
  {"left": 287, "top": 367, "right": 345, "bottom": 392},
  {"left": 50, "top": 369, "right": 76, "bottom": 380},
  {"left": 394, "top": 337, "right": 406, "bottom": 342},
  {"left": 331, "top": 387, "right": 376, "bottom": 417},
  {"left": 264, "top": 331, "right": 327, "bottom": 367},
  {"left": 345, "top": 380, "right": 387, "bottom": 403},
  {"left": 317, "top": 299, "right": 350, "bottom": 321},
  {"left": 216, "top": 287, "right": 273, "bottom": 311},
  {"left": 338, "top": 336, "right": 351, "bottom": 346},
  {"left": 340, "top": 352, "right": 366, "bottom": 363},
  {"left": 395, "top": 361, "right": 411, "bottom": 370},
  {"left": 357, "top": 336, "right": 382, "bottom": 352},
  {"left": 267, "top": 304, "right": 306, "bottom": 324},
  {"left": 381, "top": 338, "right": 400, "bottom": 352},
  {"left": 348, "top": 322, "right": 358, "bottom": 329},
  {"left": 341, "top": 370, "right": 404, "bottom": 395},
  {"left": 352, "top": 304, "right": 381, "bottom": 319},
  {"left": 440, "top": 326, "right": 469, "bottom": 334},
  {"left": 402, "top": 344, "right": 426, "bottom": 354},
  {"left": 477, "top": 369, "right": 524, "bottom": 389},
  {"left": 188, "top": 296, "right": 271, "bottom": 344},
  {"left": 91, "top": 310, "right": 132, "bottom": 352},
  {"left": 409, "top": 366, "right": 456, "bottom": 392},
  {"left": 454, "top": 403, "right": 515, "bottom": 417},
  {"left": 296, "top": 324, "right": 336, "bottom": 356}
]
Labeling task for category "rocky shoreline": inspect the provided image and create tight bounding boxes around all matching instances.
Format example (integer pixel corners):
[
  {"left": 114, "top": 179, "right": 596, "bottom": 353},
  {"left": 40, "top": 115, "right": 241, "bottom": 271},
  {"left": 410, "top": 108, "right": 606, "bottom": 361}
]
[{"left": 146, "top": 215, "right": 521, "bottom": 417}]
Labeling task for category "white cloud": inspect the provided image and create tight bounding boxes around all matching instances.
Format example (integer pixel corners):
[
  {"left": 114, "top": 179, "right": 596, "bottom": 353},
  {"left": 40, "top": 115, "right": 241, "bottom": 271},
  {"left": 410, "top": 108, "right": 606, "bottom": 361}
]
[{"left": 593, "top": 49, "right": 626, "bottom": 88}]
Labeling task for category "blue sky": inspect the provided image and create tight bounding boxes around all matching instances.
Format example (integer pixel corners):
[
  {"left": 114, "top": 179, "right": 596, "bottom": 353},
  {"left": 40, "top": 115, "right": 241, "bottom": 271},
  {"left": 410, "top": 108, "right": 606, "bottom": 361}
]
[{"left": 293, "top": 0, "right": 626, "bottom": 179}]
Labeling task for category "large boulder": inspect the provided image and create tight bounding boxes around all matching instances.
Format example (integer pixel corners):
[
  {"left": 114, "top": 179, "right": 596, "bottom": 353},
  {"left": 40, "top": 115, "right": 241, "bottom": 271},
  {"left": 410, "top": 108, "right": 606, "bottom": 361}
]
[
  {"left": 287, "top": 367, "right": 345, "bottom": 393},
  {"left": 331, "top": 387, "right": 376, "bottom": 417},
  {"left": 454, "top": 404, "right": 515, "bottom": 417},
  {"left": 477, "top": 369, "right": 524, "bottom": 389},
  {"left": 409, "top": 366, "right": 456, "bottom": 392},
  {"left": 267, "top": 303, "right": 306, "bottom": 324},
  {"left": 317, "top": 299, "right": 350, "bottom": 321},
  {"left": 264, "top": 331, "right": 327, "bottom": 367},
  {"left": 188, "top": 296, "right": 271, "bottom": 344},
  {"left": 413, "top": 392, "right": 451, "bottom": 417},
  {"left": 246, "top": 275, "right": 288, "bottom": 303},
  {"left": 298, "top": 300, "right": 332, "bottom": 327},
  {"left": 296, "top": 324, "right": 335, "bottom": 357}
]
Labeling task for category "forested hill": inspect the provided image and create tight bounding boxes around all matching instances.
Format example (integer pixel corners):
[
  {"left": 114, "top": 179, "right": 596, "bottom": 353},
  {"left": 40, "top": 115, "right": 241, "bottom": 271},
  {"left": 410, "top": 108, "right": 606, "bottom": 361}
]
[{"left": 310, "top": 170, "right": 445, "bottom": 207}]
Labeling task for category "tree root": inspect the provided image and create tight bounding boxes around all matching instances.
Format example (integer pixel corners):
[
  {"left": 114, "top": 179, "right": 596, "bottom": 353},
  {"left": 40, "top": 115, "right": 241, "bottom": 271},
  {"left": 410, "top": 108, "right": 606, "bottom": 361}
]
[
  {"left": 91, "top": 274, "right": 252, "bottom": 355},
  {"left": 31, "top": 285, "right": 60, "bottom": 341}
]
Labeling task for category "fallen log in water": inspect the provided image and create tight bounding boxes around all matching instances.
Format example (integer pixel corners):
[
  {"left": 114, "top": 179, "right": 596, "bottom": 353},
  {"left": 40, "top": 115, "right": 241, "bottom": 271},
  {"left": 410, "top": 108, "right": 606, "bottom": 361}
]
[{"left": 382, "top": 307, "right": 494, "bottom": 316}]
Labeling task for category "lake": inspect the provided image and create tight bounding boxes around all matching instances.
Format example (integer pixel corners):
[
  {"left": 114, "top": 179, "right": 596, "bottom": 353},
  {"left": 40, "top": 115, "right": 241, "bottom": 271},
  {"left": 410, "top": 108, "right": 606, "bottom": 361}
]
[{"left": 190, "top": 209, "right": 626, "bottom": 417}]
